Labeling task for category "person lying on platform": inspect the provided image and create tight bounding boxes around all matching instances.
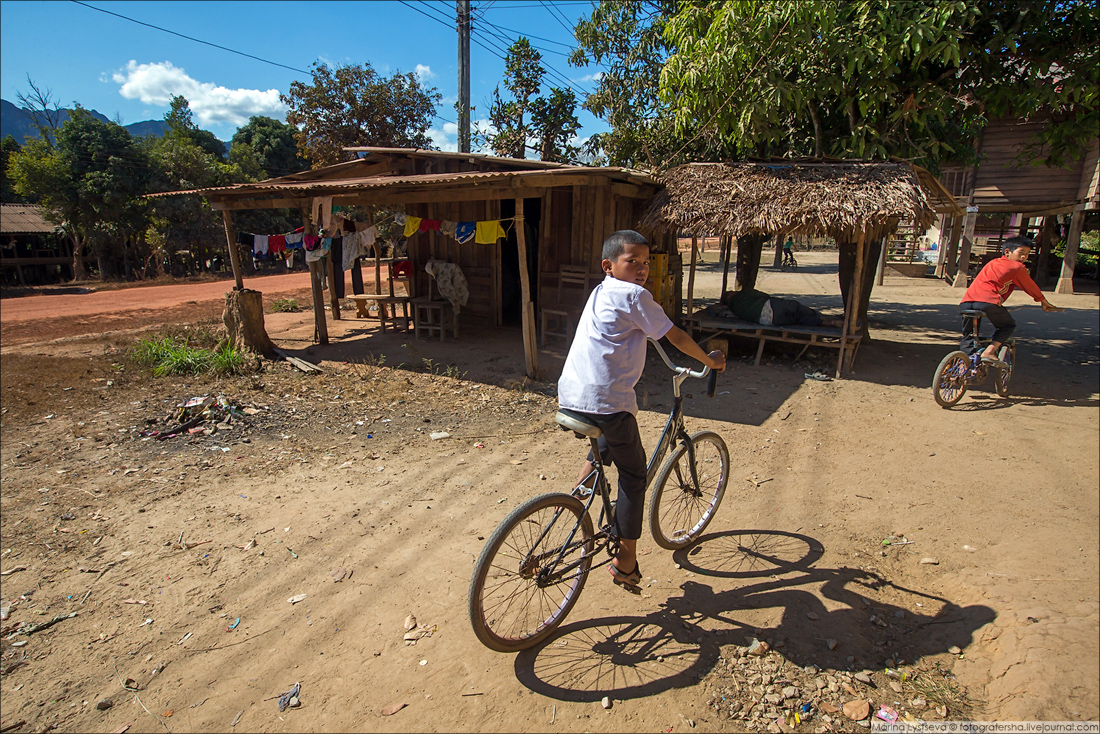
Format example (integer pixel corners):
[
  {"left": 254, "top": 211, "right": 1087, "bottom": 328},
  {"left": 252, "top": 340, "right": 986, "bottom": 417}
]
[{"left": 719, "top": 287, "right": 845, "bottom": 329}]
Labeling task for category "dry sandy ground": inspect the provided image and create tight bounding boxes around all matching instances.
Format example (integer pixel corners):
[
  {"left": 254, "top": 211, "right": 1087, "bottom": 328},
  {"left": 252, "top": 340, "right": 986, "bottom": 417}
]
[{"left": 0, "top": 253, "right": 1097, "bottom": 733}]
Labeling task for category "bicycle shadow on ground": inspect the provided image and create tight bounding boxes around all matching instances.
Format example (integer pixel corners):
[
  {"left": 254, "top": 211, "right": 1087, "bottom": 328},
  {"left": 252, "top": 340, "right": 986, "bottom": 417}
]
[{"left": 514, "top": 530, "right": 994, "bottom": 703}]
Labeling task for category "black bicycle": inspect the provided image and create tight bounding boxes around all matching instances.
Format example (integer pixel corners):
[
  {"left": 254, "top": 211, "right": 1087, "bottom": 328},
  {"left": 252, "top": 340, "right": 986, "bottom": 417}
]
[
  {"left": 780, "top": 250, "right": 798, "bottom": 270},
  {"left": 932, "top": 309, "right": 1015, "bottom": 408},
  {"left": 468, "top": 338, "right": 729, "bottom": 652}
]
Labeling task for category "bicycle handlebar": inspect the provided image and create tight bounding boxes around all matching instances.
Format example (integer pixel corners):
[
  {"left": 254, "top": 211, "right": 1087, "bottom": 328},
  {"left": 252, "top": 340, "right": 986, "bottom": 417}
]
[{"left": 647, "top": 337, "right": 711, "bottom": 380}]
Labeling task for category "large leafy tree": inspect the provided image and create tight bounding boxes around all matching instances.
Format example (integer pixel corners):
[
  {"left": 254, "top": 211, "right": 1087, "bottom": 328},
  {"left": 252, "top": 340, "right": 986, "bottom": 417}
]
[
  {"left": 659, "top": 0, "right": 1099, "bottom": 169},
  {"left": 481, "top": 38, "right": 582, "bottom": 163},
  {"left": 1, "top": 136, "right": 24, "bottom": 203},
  {"left": 9, "top": 108, "right": 150, "bottom": 280},
  {"left": 164, "top": 95, "right": 228, "bottom": 161},
  {"left": 570, "top": 1, "right": 685, "bottom": 168},
  {"left": 229, "top": 115, "right": 308, "bottom": 179},
  {"left": 282, "top": 62, "right": 440, "bottom": 167}
]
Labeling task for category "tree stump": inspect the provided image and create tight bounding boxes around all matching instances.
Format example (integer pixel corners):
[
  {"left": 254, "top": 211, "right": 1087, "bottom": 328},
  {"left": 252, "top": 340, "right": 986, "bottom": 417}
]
[{"left": 223, "top": 289, "right": 275, "bottom": 358}]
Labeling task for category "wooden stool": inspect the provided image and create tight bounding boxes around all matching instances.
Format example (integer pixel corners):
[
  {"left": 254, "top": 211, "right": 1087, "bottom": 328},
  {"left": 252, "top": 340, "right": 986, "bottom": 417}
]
[{"left": 413, "top": 297, "right": 457, "bottom": 341}]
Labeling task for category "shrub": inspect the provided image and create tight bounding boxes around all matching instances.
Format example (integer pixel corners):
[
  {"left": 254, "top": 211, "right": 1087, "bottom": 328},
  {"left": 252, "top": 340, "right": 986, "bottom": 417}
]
[
  {"left": 131, "top": 334, "right": 247, "bottom": 377},
  {"left": 272, "top": 298, "right": 301, "bottom": 312}
]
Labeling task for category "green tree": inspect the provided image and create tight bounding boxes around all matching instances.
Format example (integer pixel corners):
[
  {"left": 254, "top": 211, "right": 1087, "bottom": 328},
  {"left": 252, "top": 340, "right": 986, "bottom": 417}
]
[
  {"left": 230, "top": 115, "right": 308, "bottom": 178},
  {"left": 282, "top": 62, "right": 440, "bottom": 167},
  {"left": 164, "top": 95, "right": 228, "bottom": 161},
  {"left": 1, "top": 136, "right": 24, "bottom": 203},
  {"left": 9, "top": 108, "right": 151, "bottom": 280},
  {"left": 659, "top": 0, "right": 1099, "bottom": 169},
  {"left": 481, "top": 38, "right": 583, "bottom": 163},
  {"left": 571, "top": 1, "right": 684, "bottom": 168}
]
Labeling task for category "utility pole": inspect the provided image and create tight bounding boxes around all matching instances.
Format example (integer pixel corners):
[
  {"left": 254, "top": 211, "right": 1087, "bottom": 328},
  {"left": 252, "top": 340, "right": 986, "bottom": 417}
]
[{"left": 457, "top": 0, "right": 471, "bottom": 153}]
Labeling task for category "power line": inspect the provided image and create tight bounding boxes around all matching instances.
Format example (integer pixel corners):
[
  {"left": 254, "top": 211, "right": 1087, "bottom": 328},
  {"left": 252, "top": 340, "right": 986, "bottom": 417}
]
[
  {"left": 538, "top": 0, "right": 576, "bottom": 37},
  {"left": 475, "top": 19, "right": 575, "bottom": 49},
  {"left": 472, "top": 25, "right": 590, "bottom": 97},
  {"left": 70, "top": 1, "right": 312, "bottom": 76}
]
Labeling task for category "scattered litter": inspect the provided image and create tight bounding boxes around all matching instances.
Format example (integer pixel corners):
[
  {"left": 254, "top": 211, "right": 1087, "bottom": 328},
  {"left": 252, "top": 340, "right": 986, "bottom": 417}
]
[
  {"left": 404, "top": 623, "right": 437, "bottom": 644},
  {"left": 380, "top": 701, "right": 407, "bottom": 716},
  {"left": 920, "top": 557, "right": 940, "bottom": 565},
  {"left": 287, "top": 594, "right": 307, "bottom": 605},
  {"left": 139, "top": 618, "right": 154, "bottom": 627},
  {"left": 236, "top": 539, "right": 256, "bottom": 551},
  {"left": 0, "top": 565, "right": 27, "bottom": 576},
  {"left": 227, "top": 617, "right": 241, "bottom": 631},
  {"left": 805, "top": 371, "right": 833, "bottom": 381},
  {"left": 601, "top": 696, "right": 612, "bottom": 710},
  {"left": 176, "top": 632, "right": 192, "bottom": 645},
  {"left": 162, "top": 709, "right": 174, "bottom": 718},
  {"left": 121, "top": 599, "right": 147, "bottom": 605},
  {"left": 230, "top": 709, "right": 244, "bottom": 727},
  {"left": 277, "top": 682, "right": 301, "bottom": 712},
  {"left": 429, "top": 432, "right": 450, "bottom": 440},
  {"left": 418, "top": 659, "right": 427, "bottom": 666},
  {"left": 24, "top": 611, "right": 79, "bottom": 635},
  {"left": 287, "top": 548, "right": 298, "bottom": 559},
  {"left": 331, "top": 568, "right": 347, "bottom": 583},
  {"left": 875, "top": 705, "right": 899, "bottom": 723}
]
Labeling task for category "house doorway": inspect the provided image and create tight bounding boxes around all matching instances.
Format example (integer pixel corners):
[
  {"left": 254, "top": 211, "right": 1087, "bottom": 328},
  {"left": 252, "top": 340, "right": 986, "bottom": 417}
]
[{"left": 499, "top": 197, "right": 541, "bottom": 328}]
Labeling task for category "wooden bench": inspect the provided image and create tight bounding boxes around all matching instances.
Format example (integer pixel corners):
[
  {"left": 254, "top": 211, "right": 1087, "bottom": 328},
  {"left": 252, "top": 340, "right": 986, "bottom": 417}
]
[{"left": 686, "top": 306, "right": 862, "bottom": 369}]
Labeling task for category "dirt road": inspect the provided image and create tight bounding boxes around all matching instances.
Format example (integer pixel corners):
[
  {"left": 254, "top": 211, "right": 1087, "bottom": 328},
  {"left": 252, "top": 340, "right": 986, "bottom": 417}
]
[{"left": 1, "top": 253, "right": 1097, "bottom": 732}]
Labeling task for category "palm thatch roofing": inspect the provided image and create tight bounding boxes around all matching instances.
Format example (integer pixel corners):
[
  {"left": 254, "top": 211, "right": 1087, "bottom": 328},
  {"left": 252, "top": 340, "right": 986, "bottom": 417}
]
[{"left": 640, "top": 160, "right": 961, "bottom": 242}]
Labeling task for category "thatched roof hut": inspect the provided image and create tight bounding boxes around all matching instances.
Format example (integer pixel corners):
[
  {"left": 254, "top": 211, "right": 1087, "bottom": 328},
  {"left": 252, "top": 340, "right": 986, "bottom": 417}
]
[
  {"left": 640, "top": 160, "right": 961, "bottom": 376},
  {"left": 640, "top": 160, "right": 957, "bottom": 242}
]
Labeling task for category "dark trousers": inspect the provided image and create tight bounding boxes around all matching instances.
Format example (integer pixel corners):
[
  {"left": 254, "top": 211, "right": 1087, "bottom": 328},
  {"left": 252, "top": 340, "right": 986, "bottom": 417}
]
[
  {"left": 769, "top": 297, "right": 824, "bottom": 327},
  {"left": 581, "top": 411, "right": 647, "bottom": 540},
  {"left": 959, "top": 301, "right": 1015, "bottom": 355}
]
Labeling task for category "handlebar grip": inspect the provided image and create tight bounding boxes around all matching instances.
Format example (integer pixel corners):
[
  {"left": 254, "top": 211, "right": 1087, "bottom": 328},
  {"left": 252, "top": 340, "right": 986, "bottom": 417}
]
[{"left": 706, "top": 368, "right": 718, "bottom": 398}]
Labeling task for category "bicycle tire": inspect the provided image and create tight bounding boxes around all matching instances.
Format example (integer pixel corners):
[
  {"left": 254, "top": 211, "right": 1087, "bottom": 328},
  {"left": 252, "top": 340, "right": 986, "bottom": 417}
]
[
  {"left": 933, "top": 350, "right": 969, "bottom": 408},
  {"left": 468, "top": 493, "right": 594, "bottom": 652},
  {"left": 995, "top": 342, "right": 1015, "bottom": 397},
  {"left": 648, "top": 431, "right": 730, "bottom": 550}
]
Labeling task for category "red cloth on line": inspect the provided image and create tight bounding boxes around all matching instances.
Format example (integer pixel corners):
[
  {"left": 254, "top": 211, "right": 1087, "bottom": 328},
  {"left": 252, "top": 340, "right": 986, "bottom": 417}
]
[
  {"left": 268, "top": 235, "right": 286, "bottom": 255},
  {"left": 419, "top": 219, "right": 441, "bottom": 233},
  {"left": 961, "top": 257, "right": 1044, "bottom": 306},
  {"left": 390, "top": 260, "right": 413, "bottom": 279}
]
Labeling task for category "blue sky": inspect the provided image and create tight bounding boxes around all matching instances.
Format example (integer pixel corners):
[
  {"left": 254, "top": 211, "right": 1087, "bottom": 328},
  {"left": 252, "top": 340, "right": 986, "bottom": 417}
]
[{"left": 0, "top": 0, "right": 606, "bottom": 149}]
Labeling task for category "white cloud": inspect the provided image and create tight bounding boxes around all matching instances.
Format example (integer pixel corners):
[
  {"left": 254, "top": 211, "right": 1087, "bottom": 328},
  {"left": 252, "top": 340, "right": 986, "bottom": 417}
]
[
  {"left": 575, "top": 72, "right": 603, "bottom": 83},
  {"left": 426, "top": 121, "right": 459, "bottom": 152},
  {"left": 415, "top": 64, "right": 435, "bottom": 81},
  {"left": 112, "top": 60, "right": 285, "bottom": 127}
]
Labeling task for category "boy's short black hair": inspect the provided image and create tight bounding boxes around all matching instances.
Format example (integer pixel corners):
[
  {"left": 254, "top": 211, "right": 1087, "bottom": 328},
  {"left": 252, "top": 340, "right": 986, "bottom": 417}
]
[
  {"left": 603, "top": 230, "right": 649, "bottom": 261},
  {"left": 1003, "top": 235, "right": 1034, "bottom": 253}
]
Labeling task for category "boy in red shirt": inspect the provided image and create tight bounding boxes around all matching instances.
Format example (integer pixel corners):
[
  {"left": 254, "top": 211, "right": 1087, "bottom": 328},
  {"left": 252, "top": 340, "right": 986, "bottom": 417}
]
[{"left": 959, "top": 236, "right": 1061, "bottom": 365}]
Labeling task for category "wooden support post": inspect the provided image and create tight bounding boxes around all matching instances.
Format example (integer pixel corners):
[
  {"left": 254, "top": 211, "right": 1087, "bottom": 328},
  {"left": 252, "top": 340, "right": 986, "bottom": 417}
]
[
  {"left": 686, "top": 235, "right": 699, "bottom": 318},
  {"left": 953, "top": 206, "right": 979, "bottom": 287},
  {"left": 773, "top": 236, "right": 784, "bottom": 268},
  {"left": 876, "top": 234, "right": 888, "bottom": 286},
  {"left": 837, "top": 228, "right": 867, "bottom": 377},
  {"left": 1056, "top": 209, "right": 1084, "bottom": 295},
  {"left": 221, "top": 210, "right": 244, "bottom": 291},
  {"left": 514, "top": 200, "right": 539, "bottom": 380},
  {"left": 302, "top": 204, "right": 328, "bottom": 345},
  {"left": 720, "top": 236, "right": 732, "bottom": 295},
  {"left": 1034, "top": 215, "right": 1056, "bottom": 287}
]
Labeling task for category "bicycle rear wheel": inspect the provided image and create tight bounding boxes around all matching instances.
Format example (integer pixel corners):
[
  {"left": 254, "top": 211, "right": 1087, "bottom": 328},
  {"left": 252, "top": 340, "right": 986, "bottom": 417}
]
[
  {"left": 995, "top": 342, "right": 1015, "bottom": 397},
  {"left": 933, "top": 350, "right": 969, "bottom": 408},
  {"left": 648, "top": 431, "right": 729, "bottom": 549},
  {"left": 468, "top": 493, "right": 594, "bottom": 652}
]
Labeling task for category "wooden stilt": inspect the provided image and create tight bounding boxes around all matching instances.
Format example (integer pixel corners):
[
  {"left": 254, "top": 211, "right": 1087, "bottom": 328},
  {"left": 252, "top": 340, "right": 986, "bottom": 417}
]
[
  {"left": 514, "top": 199, "right": 539, "bottom": 380},
  {"left": 953, "top": 207, "right": 979, "bottom": 287},
  {"left": 221, "top": 210, "right": 244, "bottom": 291},
  {"left": 686, "top": 235, "right": 699, "bottom": 318}
]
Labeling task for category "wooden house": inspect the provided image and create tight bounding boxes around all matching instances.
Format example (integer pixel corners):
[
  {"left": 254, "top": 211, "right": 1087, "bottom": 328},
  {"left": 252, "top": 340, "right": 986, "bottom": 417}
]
[
  {"left": 935, "top": 116, "right": 1100, "bottom": 293},
  {"left": 154, "top": 148, "right": 671, "bottom": 378}
]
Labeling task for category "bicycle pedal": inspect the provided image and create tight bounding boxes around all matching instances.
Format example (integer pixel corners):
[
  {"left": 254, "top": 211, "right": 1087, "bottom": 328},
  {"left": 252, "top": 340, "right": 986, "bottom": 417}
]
[{"left": 570, "top": 486, "right": 592, "bottom": 500}]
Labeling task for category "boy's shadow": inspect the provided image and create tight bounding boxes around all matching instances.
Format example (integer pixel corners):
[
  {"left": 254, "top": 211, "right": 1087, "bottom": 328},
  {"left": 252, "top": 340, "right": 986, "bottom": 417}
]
[{"left": 515, "top": 530, "right": 995, "bottom": 702}]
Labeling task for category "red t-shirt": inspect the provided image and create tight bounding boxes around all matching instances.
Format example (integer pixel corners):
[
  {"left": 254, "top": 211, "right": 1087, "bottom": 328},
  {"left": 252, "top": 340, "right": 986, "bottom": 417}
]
[{"left": 961, "top": 257, "right": 1044, "bottom": 306}]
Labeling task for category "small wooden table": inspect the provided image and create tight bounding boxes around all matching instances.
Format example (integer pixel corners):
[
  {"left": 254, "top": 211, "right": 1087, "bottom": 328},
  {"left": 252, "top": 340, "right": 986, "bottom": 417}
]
[
  {"left": 412, "top": 297, "right": 457, "bottom": 341},
  {"left": 348, "top": 294, "right": 412, "bottom": 332}
]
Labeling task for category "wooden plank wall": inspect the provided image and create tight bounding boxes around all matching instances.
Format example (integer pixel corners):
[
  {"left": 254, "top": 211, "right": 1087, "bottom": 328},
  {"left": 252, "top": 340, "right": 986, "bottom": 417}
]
[{"left": 971, "top": 117, "right": 1088, "bottom": 208}]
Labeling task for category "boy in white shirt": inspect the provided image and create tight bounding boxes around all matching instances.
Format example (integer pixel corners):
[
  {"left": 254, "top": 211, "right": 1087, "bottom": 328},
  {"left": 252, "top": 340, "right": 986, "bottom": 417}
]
[{"left": 557, "top": 230, "right": 725, "bottom": 590}]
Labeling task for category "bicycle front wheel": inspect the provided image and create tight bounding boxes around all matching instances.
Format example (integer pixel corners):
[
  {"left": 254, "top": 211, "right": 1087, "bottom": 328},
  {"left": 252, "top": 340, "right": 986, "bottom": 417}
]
[
  {"left": 995, "top": 342, "right": 1015, "bottom": 397},
  {"left": 469, "top": 493, "right": 594, "bottom": 652},
  {"left": 648, "top": 431, "right": 730, "bottom": 549},
  {"left": 933, "top": 350, "right": 969, "bottom": 408}
]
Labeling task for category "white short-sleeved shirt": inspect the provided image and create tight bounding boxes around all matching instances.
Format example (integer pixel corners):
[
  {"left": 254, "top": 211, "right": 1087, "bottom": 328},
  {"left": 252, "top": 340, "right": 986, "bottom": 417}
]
[{"left": 557, "top": 276, "right": 674, "bottom": 416}]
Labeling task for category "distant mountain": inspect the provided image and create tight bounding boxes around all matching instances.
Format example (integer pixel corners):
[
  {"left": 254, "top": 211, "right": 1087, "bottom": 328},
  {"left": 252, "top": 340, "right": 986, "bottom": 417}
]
[{"left": 1, "top": 98, "right": 168, "bottom": 145}]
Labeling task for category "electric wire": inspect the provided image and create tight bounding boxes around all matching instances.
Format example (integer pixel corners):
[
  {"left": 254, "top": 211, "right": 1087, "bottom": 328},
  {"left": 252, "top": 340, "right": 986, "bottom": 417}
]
[{"left": 70, "top": 0, "right": 312, "bottom": 76}]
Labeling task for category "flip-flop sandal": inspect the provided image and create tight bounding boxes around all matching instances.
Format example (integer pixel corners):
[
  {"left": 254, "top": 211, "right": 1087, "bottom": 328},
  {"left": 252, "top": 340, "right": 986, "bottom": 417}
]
[{"left": 609, "top": 562, "right": 642, "bottom": 593}]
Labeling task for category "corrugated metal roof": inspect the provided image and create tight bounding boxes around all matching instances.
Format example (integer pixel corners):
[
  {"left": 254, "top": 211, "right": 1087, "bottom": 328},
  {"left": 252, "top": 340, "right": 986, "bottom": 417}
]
[
  {"left": 147, "top": 165, "right": 658, "bottom": 200},
  {"left": 0, "top": 204, "right": 59, "bottom": 234},
  {"left": 344, "top": 147, "right": 571, "bottom": 170}
]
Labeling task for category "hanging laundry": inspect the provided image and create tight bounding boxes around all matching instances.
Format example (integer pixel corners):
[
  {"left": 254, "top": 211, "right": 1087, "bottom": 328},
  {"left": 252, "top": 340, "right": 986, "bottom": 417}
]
[
  {"left": 237, "top": 232, "right": 254, "bottom": 248},
  {"left": 394, "top": 212, "right": 407, "bottom": 226},
  {"left": 342, "top": 231, "right": 362, "bottom": 271},
  {"left": 454, "top": 222, "right": 476, "bottom": 244},
  {"left": 268, "top": 234, "right": 286, "bottom": 256},
  {"left": 440, "top": 220, "right": 457, "bottom": 237},
  {"left": 419, "top": 219, "right": 441, "bottom": 233},
  {"left": 403, "top": 216, "right": 422, "bottom": 237},
  {"left": 362, "top": 225, "right": 378, "bottom": 251},
  {"left": 306, "top": 237, "right": 331, "bottom": 263},
  {"left": 303, "top": 234, "right": 321, "bottom": 251},
  {"left": 425, "top": 261, "right": 470, "bottom": 315},
  {"left": 254, "top": 234, "right": 270, "bottom": 256},
  {"left": 285, "top": 232, "right": 304, "bottom": 249},
  {"left": 475, "top": 220, "right": 507, "bottom": 244}
]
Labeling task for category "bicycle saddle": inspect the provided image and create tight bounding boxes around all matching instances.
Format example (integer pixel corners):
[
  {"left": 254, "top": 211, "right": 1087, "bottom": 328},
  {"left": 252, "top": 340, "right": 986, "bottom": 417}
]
[
  {"left": 554, "top": 409, "right": 602, "bottom": 439},
  {"left": 959, "top": 309, "right": 987, "bottom": 319}
]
